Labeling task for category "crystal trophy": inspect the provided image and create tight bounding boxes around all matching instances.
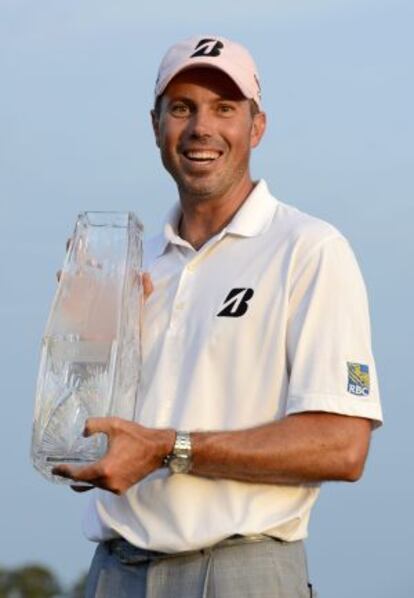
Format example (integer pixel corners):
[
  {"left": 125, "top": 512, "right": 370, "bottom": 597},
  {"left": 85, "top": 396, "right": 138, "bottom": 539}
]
[{"left": 31, "top": 212, "right": 143, "bottom": 483}]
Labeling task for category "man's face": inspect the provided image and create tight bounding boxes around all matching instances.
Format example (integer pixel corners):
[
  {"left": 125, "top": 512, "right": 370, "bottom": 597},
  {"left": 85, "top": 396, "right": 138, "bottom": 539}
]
[{"left": 151, "top": 68, "right": 266, "bottom": 203}]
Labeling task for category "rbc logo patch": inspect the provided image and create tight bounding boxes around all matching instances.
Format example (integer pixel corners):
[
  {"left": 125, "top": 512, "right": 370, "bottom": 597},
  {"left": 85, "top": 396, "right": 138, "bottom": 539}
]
[{"left": 347, "top": 362, "right": 370, "bottom": 397}]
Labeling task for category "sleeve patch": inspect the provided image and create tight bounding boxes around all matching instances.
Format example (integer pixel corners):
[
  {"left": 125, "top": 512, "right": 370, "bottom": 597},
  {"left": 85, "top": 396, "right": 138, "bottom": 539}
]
[{"left": 347, "top": 362, "right": 370, "bottom": 397}]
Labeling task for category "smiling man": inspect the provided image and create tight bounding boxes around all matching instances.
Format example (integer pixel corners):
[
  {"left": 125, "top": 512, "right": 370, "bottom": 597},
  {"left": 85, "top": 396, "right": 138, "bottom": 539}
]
[
  {"left": 54, "top": 35, "right": 383, "bottom": 597},
  {"left": 153, "top": 67, "right": 264, "bottom": 217}
]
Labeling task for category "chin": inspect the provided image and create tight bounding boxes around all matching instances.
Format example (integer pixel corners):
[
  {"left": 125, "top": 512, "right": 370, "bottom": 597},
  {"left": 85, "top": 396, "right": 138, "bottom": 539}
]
[{"left": 178, "top": 177, "right": 221, "bottom": 200}]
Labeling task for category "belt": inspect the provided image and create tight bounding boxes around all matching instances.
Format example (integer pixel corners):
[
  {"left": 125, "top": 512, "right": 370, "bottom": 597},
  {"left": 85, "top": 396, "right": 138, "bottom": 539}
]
[{"left": 108, "top": 534, "right": 280, "bottom": 565}]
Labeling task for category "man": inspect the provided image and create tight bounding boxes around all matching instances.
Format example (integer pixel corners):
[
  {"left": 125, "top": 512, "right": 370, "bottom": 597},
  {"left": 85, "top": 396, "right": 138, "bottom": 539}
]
[{"left": 54, "top": 35, "right": 383, "bottom": 597}]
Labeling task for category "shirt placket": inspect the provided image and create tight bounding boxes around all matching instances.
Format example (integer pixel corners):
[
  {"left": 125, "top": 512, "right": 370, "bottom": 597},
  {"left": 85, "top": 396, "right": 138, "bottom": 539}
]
[{"left": 156, "top": 240, "right": 222, "bottom": 426}]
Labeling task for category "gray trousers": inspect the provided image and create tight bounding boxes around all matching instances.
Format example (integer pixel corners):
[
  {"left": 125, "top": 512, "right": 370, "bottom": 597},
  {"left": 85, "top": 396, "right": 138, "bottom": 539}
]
[{"left": 85, "top": 536, "right": 316, "bottom": 597}]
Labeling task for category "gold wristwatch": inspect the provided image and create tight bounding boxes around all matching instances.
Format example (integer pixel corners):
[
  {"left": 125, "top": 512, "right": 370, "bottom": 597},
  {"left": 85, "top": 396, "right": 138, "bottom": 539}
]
[{"left": 164, "top": 431, "right": 192, "bottom": 474}]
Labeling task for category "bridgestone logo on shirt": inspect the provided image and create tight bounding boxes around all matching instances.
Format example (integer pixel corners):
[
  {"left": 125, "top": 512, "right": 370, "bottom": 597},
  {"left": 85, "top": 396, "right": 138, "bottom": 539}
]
[{"left": 217, "top": 288, "right": 254, "bottom": 318}]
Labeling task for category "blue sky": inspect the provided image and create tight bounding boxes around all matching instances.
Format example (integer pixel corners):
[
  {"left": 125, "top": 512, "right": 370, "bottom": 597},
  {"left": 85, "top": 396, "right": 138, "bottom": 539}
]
[{"left": 1, "top": 1, "right": 413, "bottom": 596}]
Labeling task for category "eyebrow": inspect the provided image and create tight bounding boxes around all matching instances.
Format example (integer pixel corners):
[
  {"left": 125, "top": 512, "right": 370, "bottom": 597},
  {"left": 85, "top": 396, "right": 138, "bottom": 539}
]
[{"left": 166, "top": 95, "right": 242, "bottom": 105}]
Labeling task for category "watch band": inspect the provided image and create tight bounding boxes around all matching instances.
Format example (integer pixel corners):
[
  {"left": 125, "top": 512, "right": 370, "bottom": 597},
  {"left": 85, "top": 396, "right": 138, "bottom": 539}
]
[{"left": 164, "top": 431, "right": 192, "bottom": 474}]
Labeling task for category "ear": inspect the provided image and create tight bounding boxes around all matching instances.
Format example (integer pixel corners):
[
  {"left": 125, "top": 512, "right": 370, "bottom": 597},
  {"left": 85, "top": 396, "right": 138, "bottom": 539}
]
[
  {"left": 151, "top": 110, "right": 160, "bottom": 148},
  {"left": 250, "top": 111, "right": 266, "bottom": 149}
]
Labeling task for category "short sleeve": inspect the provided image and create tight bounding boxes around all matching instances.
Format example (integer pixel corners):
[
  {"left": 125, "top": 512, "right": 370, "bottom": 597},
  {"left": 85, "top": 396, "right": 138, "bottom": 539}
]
[{"left": 286, "top": 235, "right": 383, "bottom": 428}]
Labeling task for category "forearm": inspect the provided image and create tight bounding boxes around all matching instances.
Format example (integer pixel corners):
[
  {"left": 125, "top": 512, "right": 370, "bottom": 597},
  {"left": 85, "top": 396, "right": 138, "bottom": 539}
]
[
  {"left": 190, "top": 413, "right": 372, "bottom": 484},
  {"left": 54, "top": 413, "right": 371, "bottom": 494}
]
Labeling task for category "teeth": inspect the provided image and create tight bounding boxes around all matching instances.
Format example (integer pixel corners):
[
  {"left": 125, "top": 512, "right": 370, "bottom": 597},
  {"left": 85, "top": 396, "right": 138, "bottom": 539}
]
[{"left": 185, "top": 151, "right": 220, "bottom": 161}]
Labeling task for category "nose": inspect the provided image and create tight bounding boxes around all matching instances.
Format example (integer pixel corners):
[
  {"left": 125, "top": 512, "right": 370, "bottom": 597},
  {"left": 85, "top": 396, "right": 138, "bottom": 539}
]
[{"left": 187, "top": 106, "right": 213, "bottom": 139}]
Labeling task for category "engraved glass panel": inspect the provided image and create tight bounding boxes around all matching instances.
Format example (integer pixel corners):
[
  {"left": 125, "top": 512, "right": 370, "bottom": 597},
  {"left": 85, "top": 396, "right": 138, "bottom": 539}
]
[{"left": 31, "top": 211, "right": 143, "bottom": 483}]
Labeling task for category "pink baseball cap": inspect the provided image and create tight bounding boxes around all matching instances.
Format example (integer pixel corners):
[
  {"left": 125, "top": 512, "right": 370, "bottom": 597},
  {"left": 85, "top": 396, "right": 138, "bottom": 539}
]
[{"left": 154, "top": 35, "right": 262, "bottom": 110}]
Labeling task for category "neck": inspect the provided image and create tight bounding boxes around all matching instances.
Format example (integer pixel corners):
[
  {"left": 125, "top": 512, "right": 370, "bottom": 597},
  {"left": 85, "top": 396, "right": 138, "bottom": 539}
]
[{"left": 178, "top": 178, "right": 255, "bottom": 250}]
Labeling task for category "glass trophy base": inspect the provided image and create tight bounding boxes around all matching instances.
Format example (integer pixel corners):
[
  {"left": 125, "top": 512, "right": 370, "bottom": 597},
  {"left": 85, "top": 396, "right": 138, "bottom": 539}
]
[
  {"left": 32, "top": 335, "right": 111, "bottom": 483},
  {"left": 33, "top": 449, "right": 106, "bottom": 485},
  {"left": 33, "top": 442, "right": 107, "bottom": 481}
]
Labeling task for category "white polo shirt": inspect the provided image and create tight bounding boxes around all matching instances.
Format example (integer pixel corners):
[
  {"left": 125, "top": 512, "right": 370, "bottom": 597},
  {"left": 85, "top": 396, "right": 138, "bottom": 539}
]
[{"left": 83, "top": 180, "right": 382, "bottom": 551}]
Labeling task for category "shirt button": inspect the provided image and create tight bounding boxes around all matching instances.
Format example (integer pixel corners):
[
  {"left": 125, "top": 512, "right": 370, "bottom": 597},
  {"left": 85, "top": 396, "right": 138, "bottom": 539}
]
[{"left": 186, "top": 263, "right": 196, "bottom": 272}]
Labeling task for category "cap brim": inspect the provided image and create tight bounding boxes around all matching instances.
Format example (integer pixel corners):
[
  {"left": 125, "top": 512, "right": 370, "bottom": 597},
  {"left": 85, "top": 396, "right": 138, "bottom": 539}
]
[{"left": 156, "top": 60, "right": 260, "bottom": 109}]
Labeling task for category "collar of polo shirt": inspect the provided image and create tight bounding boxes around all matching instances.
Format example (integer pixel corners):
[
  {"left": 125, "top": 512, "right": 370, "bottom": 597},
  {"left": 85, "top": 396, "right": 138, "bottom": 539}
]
[{"left": 156, "top": 180, "right": 278, "bottom": 257}]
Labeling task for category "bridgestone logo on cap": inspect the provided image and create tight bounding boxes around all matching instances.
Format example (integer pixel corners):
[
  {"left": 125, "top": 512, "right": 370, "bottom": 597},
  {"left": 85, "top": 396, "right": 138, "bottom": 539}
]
[
  {"left": 190, "top": 39, "right": 224, "bottom": 58},
  {"left": 154, "top": 35, "right": 263, "bottom": 110}
]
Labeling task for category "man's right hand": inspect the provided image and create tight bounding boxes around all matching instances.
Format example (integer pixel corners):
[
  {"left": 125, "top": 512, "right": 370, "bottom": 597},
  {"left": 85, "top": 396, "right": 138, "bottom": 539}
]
[{"left": 52, "top": 418, "right": 174, "bottom": 495}]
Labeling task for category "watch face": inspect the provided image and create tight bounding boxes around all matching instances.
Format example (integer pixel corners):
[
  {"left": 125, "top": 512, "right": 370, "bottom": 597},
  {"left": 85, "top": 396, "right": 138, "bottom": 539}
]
[{"left": 169, "top": 457, "right": 190, "bottom": 474}]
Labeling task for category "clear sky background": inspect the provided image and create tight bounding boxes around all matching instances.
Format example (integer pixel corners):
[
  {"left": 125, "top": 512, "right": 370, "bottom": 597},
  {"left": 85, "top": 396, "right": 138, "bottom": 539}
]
[{"left": 0, "top": 1, "right": 412, "bottom": 596}]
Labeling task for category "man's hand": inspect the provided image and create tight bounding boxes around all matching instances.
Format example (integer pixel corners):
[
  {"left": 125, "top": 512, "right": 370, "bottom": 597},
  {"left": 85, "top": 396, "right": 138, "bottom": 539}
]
[
  {"left": 56, "top": 236, "right": 155, "bottom": 299},
  {"left": 52, "top": 418, "right": 175, "bottom": 495},
  {"left": 141, "top": 272, "right": 154, "bottom": 299}
]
